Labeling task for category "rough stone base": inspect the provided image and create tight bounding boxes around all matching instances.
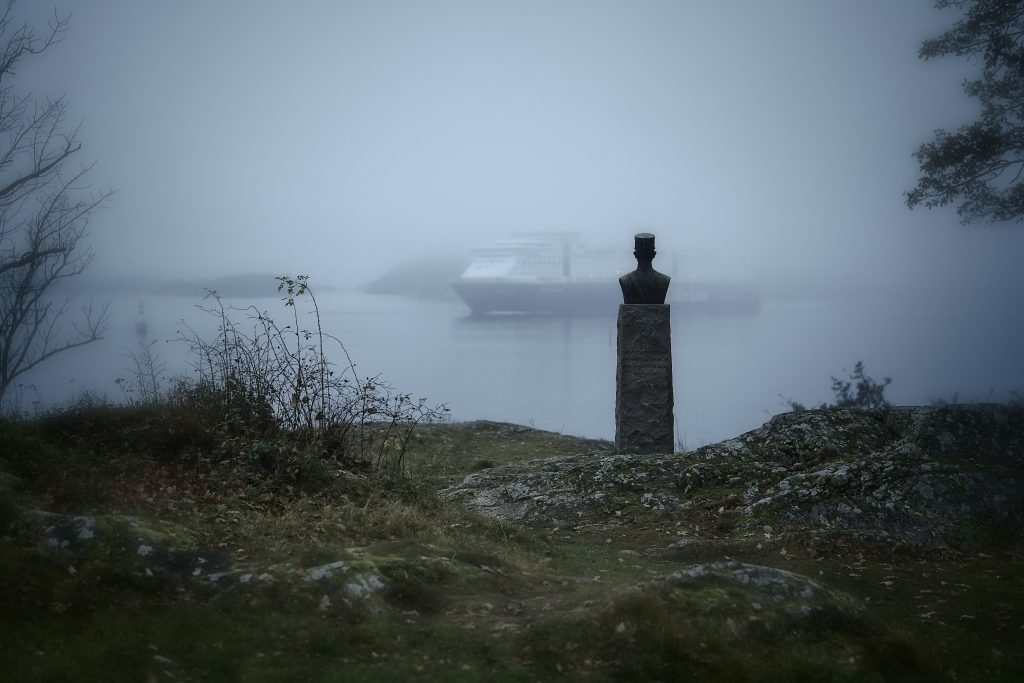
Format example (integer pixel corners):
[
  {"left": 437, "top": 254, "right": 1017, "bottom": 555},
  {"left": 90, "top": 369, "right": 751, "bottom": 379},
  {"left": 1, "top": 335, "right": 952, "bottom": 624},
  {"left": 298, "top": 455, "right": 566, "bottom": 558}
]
[{"left": 615, "top": 304, "right": 674, "bottom": 454}]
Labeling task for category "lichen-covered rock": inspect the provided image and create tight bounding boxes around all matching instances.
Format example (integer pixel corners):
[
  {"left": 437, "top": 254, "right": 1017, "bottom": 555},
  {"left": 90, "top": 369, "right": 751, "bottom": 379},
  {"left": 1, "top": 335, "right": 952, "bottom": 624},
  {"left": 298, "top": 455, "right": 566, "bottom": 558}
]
[
  {"left": 443, "top": 405, "right": 1024, "bottom": 553},
  {"left": 15, "top": 495, "right": 489, "bottom": 615},
  {"left": 651, "top": 561, "right": 868, "bottom": 637},
  {"left": 32, "top": 510, "right": 233, "bottom": 580}
]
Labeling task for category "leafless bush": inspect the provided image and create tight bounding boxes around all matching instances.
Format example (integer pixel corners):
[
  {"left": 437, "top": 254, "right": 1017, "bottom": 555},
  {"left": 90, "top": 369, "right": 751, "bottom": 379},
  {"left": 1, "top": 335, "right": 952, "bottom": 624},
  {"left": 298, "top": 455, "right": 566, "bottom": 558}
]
[{"left": 172, "top": 275, "right": 448, "bottom": 475}]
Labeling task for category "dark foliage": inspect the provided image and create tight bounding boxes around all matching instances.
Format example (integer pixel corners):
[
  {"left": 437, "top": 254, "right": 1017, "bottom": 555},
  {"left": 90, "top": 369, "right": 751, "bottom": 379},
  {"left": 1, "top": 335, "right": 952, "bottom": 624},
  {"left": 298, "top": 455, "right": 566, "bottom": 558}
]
[
  {"left": 907, "top": 0, "right": 1024, "bottom": 224},
  {"left": 784, "top": 361, "right": 892, "bottom": 411}
]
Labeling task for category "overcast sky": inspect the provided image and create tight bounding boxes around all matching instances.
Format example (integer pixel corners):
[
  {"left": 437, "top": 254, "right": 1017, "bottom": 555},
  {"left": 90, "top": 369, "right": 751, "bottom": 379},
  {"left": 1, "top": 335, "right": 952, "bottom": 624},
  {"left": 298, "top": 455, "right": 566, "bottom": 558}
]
[{"left": 17, "top": 0, "right": 1024, "bottom": 292}]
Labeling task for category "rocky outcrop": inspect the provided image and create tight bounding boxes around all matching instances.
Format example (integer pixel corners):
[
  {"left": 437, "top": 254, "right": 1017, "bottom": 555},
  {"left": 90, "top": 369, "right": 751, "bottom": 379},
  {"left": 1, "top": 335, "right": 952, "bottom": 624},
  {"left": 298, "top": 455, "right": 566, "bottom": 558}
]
[{"left": 443, "top": 405, "right": 1024, "bottom": 553}]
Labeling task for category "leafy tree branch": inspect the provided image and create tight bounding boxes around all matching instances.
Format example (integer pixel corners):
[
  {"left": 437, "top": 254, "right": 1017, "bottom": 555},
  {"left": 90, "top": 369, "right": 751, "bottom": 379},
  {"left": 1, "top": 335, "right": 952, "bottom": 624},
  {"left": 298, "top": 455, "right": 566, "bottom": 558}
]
[{"left": 907, "top": 0, "right": 1024, "bottom": 224}]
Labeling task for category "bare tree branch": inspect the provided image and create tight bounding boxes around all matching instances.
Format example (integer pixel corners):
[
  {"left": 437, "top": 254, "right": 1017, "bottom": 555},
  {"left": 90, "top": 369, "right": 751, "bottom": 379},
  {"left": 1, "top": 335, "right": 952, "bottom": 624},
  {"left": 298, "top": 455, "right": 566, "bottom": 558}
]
[{"left": 0, "top": 1, "right": 109, "bottom": 403}]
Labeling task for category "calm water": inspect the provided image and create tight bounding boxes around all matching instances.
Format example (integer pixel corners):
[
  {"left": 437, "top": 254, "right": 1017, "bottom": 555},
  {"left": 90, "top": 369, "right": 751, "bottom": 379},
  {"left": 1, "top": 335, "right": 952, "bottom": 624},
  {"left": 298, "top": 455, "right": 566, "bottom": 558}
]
[{"left": 14, "top": 289, "right": 1024, "bottom": 446}]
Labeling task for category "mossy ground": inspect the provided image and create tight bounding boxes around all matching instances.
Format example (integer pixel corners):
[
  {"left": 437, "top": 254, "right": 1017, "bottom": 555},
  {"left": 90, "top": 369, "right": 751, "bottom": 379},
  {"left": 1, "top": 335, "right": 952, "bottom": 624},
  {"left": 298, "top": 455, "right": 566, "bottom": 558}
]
[{"left": 0, "top": 408, "right": 1021, "bottom": 681}]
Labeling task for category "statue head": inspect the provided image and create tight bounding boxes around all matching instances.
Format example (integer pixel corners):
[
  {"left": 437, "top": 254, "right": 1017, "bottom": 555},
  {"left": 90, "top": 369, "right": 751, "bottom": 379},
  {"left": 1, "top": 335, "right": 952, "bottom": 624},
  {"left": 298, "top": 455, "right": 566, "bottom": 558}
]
[{"left": 620, "top": 232, "right": 670, "bottom": 304}]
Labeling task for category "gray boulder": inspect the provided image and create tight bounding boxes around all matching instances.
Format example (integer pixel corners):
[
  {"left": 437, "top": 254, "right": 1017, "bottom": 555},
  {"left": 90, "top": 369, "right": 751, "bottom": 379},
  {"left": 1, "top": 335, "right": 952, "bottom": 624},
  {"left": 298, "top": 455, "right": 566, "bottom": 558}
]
[{"left": 443, "top": 405, "right": 1024, "bottom": 553}]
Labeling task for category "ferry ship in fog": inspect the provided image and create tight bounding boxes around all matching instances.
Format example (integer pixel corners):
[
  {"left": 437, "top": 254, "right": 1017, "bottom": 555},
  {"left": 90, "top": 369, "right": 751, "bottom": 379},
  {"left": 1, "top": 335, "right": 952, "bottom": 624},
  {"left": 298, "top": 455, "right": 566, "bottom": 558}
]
[{"left": 451, "top": 233, "right": 759, "bottom": 315}]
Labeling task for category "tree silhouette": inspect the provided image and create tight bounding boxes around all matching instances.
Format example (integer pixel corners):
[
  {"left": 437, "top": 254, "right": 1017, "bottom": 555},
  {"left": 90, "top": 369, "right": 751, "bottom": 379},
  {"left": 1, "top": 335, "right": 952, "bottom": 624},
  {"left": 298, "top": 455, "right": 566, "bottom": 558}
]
[
  {"left": 907, "top": 0, "right": 1024, "bottom": 224},
  {"left": 0, "top": 1, "right": 112, "bottom": 401}
]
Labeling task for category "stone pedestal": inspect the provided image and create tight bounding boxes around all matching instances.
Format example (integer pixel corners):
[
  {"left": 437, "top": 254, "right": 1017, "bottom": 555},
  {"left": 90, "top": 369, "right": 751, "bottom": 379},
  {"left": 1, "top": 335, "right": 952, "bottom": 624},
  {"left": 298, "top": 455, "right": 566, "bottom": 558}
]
[{"left": 615, "top": 304, "right": 674, "bottom": 454}]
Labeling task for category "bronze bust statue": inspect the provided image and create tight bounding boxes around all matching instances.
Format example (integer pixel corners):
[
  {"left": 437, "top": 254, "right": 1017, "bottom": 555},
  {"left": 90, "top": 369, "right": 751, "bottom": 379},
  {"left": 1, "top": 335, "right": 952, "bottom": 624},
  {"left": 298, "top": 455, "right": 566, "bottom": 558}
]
[{"left": 619, "top": 233, "right": 670, "bottom": 304}]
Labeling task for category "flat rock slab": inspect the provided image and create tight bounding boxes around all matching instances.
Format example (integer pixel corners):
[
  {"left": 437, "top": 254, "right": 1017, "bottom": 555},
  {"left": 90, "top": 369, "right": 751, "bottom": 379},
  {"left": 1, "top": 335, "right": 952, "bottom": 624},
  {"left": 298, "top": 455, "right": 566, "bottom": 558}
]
[{"left": 444, "top": 405, "right": 1024, "bottom": 554}]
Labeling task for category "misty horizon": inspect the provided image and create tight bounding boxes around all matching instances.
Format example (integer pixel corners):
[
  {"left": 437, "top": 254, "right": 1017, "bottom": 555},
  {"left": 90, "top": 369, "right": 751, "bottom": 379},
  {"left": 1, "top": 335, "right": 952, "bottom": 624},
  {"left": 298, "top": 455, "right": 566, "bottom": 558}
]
[
  {"left": 12, "top": 1, "right": 1023, "bottom": 294},
  {"left": 6, "top": 0, "right": 1023, "bottom": 429}
]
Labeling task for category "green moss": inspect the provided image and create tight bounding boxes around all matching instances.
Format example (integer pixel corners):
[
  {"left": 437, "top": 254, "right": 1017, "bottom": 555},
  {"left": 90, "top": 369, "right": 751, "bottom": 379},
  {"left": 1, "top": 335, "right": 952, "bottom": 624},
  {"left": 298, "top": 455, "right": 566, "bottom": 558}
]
[
  {"left": 520, "top": 567, "right": 927, "bottom": 682},
  {"left": 1, "top": 407, "right": 1022, "bottom": 680}
]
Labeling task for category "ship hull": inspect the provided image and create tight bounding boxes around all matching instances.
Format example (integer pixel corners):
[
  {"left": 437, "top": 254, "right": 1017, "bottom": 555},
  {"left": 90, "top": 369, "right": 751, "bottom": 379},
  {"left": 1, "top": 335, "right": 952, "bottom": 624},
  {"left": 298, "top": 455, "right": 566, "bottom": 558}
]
[
  {"left": 451, "top": 278, "right": 759, "bottom": 315},
  {"left": 452, "top": 279, "right": 614, "bottom": 315}
]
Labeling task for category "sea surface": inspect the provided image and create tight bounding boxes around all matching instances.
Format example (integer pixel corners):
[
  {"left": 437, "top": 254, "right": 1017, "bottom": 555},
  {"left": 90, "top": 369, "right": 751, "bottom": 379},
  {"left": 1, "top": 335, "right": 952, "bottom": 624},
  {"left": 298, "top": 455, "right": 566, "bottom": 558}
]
[{"left": 12, "top": 288, "right": 1024, "bottom": 447}]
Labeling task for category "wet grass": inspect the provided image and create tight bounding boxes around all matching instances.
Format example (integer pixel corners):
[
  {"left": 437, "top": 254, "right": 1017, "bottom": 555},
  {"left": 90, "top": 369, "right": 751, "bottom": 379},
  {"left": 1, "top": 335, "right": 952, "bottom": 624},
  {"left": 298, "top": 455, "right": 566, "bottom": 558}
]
[{"left": 1, "top": 409, "right": 1022, "bottom": 681}]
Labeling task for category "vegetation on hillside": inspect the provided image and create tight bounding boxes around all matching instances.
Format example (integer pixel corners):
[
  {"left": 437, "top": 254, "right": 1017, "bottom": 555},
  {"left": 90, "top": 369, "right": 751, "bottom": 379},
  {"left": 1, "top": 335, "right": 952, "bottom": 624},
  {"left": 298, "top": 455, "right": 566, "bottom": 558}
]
[
  {"left": 2, "top": 405, "right": 1023, "bottom": 680},
  {"left": 1, "top": 279, "right": 1021, "bottom": 680},
  {"left": 783, "top": 360, "right": 892, "bottom": 412},
  {"left": 114, "top": 275, "right": 449, "bottom": 479}
]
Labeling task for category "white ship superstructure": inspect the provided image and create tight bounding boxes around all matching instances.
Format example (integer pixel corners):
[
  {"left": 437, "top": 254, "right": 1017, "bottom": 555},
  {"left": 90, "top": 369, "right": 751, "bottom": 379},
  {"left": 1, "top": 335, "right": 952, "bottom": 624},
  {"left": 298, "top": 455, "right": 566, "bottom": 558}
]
[{"left": 451, "top": 232, "right": 758, "bottom": 315}]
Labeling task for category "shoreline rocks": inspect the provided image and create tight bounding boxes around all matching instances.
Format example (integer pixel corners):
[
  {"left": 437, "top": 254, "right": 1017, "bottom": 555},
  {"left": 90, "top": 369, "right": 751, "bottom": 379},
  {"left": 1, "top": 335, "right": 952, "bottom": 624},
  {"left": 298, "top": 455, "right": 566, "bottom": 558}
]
[{"left": 443, "top": 405, "right": 1024, "bottom": 554}]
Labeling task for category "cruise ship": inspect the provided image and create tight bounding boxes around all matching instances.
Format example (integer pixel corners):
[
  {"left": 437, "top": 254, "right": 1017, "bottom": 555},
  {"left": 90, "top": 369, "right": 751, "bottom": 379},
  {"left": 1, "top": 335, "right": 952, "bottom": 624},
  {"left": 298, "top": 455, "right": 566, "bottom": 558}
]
[{"left": 451, "top": 233, "right": 759, "bottom": 315}]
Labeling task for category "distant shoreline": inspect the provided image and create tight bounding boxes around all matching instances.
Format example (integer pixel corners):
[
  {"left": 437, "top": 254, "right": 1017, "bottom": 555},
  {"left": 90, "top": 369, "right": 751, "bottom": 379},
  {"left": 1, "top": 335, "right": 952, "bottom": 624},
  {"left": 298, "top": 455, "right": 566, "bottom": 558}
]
[{"left": 54, "top": 273, "right": 339, "bottom": 299}]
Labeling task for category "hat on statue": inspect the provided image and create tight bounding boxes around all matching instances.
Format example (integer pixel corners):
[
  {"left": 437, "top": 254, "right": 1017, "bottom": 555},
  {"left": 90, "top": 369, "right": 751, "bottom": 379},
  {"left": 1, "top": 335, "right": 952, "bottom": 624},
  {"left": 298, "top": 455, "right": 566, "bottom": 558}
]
[{"left": 634, "top": 232, "right": 656, "bottom": 255}]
